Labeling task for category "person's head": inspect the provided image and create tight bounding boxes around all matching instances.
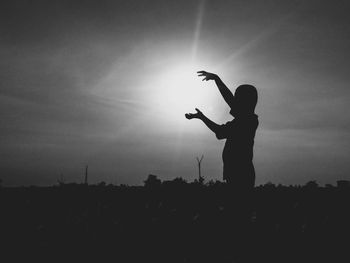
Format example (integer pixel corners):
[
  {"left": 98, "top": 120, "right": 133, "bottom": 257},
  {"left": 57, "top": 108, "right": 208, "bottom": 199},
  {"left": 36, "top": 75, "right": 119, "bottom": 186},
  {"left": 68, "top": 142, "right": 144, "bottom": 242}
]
[{"left": 230, "top": 84, "right": 258, "bottom": 117}]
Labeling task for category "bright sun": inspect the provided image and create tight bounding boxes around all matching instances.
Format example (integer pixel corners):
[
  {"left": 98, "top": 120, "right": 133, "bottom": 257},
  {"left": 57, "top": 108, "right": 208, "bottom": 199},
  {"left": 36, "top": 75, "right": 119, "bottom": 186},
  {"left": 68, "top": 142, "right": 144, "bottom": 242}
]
[{"left": 151, "top": 63, "right": 215, "bottom": 123}]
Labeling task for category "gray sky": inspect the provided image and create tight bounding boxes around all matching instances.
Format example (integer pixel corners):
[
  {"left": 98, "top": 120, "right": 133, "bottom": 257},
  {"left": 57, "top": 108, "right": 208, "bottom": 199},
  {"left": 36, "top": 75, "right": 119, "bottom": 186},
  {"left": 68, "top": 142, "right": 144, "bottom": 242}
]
[{"left": 1, "top": 0, "right": 350, "bottom": 186}]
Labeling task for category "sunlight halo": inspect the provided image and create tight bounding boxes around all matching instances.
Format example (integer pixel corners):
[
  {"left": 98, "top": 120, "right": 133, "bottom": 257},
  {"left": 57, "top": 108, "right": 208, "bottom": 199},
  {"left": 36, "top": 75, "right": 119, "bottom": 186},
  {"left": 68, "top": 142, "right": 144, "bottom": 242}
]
[{"left": 149, "top": 62, "right": 216, "bottom": 125}]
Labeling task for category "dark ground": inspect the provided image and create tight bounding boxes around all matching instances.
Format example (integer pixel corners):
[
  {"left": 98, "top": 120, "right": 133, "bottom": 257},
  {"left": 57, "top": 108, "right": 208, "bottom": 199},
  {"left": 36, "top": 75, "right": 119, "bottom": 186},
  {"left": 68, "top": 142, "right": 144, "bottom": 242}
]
[{"left": 1, "top": 180, "right": 349, "bottom": 263}]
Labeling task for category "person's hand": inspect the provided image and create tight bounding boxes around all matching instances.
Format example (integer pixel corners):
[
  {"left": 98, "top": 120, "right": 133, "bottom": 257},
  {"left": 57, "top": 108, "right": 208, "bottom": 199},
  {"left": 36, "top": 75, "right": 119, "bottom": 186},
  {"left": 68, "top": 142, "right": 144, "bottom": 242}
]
[
  {"left": 197, "top": 71, "right": 218, "bottom": 81},
  {"left": 185, "top": 108, "right": 204, "bottom": 120}
]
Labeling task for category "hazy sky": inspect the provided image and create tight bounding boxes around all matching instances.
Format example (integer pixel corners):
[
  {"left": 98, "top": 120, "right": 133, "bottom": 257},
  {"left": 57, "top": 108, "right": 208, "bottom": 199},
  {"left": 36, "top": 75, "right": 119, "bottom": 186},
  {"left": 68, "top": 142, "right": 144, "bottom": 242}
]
[{"left": 1, "top": 0, "right": 350, "bottom": 186}]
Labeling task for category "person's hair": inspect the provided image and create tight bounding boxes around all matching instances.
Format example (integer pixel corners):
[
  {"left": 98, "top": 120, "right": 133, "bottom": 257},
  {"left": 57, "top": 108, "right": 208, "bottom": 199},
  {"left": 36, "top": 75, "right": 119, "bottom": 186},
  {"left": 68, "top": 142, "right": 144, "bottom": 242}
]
[{"left": 235, "top": 84, "right": 258, "bottom": 114}]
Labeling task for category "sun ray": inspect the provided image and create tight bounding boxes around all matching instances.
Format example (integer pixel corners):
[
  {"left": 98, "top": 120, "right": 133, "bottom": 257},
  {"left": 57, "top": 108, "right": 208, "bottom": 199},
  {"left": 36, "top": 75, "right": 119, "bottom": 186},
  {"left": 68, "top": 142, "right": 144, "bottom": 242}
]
[
  {"left": 191, "top": 0, "right": 206, "bottom": 63},
  {"left": 216, "top": 13, "right": 294, "bottom": 70}
]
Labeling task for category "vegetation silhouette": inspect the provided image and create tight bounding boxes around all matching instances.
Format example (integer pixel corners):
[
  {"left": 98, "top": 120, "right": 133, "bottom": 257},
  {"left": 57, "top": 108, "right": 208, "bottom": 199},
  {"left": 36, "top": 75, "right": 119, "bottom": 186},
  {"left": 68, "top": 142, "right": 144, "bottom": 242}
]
[{"left": 0, "top": 178, "right": 349, "bottom": 262}]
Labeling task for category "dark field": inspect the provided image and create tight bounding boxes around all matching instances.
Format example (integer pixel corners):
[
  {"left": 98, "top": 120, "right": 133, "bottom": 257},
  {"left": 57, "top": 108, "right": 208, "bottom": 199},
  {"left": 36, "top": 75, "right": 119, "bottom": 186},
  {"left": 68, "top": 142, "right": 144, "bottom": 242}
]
[{"left": 1, "top": 181, "right": 349, "bottom": 263}]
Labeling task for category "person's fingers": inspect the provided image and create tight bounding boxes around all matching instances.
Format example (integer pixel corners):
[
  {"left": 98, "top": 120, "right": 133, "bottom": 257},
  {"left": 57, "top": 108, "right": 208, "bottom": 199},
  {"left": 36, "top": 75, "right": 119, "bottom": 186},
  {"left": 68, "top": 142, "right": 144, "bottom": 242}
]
[{"left": 197, "top": 71, "right": 206, "bottom": 74}]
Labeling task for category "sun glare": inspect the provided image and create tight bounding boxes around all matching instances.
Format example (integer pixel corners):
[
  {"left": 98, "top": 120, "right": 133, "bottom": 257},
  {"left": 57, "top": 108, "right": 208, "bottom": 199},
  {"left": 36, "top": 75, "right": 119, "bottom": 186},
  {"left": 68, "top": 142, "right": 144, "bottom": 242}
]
[{"left": 151, "top": 63, "right": 215, "bottom": 124}]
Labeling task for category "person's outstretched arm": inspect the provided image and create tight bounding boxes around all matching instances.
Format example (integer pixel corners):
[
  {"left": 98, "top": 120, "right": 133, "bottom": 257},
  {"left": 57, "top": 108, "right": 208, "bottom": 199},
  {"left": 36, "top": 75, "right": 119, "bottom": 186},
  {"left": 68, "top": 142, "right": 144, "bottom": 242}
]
[
  {"left": 197, "top": 71, "right": 234, "bottom": 108},
  {"left": 185, "top": 108, "right": 221, "bottom": 134}
]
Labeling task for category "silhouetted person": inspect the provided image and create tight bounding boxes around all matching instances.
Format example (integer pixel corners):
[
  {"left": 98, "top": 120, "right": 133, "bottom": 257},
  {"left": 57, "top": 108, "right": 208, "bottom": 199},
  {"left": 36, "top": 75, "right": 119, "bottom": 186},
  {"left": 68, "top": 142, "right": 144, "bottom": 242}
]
[
  {"left": 185, "top": 71, "right": 258, "bottom": 190},
  {"left": 185, "top": 71, "right": 259, "bottom": 258}
]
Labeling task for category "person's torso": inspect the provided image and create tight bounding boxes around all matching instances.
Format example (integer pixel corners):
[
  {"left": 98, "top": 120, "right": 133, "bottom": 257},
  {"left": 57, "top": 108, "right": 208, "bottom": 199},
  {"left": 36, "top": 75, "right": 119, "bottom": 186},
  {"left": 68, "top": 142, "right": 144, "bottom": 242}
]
[{"left": 222, "top": 115, "right": 259, "bottom": 165}]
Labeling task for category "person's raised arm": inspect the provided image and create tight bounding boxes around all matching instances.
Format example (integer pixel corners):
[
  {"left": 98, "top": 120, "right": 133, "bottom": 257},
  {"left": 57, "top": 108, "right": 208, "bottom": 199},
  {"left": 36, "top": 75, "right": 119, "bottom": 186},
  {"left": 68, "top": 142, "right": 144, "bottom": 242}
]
[
  {"left": 197, "top": 71, "right": 234, "bottom": 108},
  {"left": 185, "top": 108, "right": 221, "bottom": 134}
]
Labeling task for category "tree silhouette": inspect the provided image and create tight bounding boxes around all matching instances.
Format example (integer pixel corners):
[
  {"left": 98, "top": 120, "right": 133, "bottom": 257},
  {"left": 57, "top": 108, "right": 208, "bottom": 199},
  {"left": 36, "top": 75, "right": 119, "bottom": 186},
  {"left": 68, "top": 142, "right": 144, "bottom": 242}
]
[
  {"left": 196, "top": 155, "right": 204, "bottom": 184},
  {"left": 144, "top": 174, "right": 161, "bottom": 188}
]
